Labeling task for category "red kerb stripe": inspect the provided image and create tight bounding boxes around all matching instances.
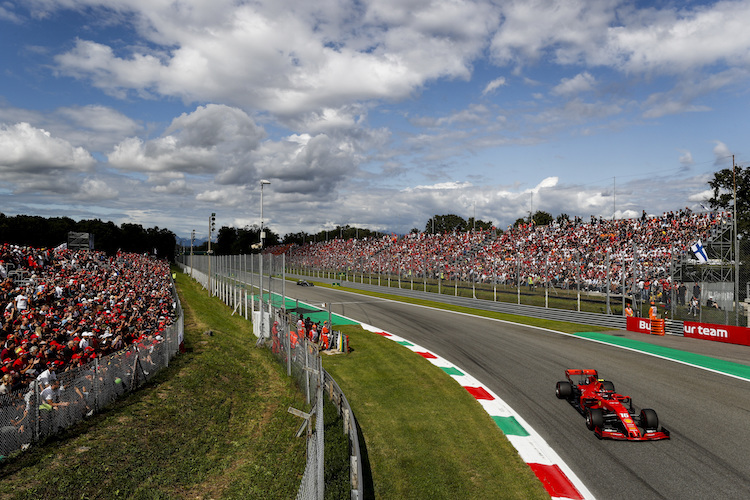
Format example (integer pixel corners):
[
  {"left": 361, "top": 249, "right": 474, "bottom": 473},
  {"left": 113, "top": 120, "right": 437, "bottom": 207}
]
[
  {"left": 463, "top": 386, "right": 494, "bottom": 400},
  {"left": 528, "top": 463, "right": 583, "bottom": 500}
]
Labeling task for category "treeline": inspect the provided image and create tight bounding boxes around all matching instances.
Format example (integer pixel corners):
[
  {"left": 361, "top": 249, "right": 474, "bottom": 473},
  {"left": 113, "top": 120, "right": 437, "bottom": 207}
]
[
  {"left": 281, "top": 225, "right": 386, "bottom": 245},
  {"left": 0, "top": 214, "right": 176, "bottom": 260},
  {"left": 211, "top": 224, "right": 387, "bottom": 253}
]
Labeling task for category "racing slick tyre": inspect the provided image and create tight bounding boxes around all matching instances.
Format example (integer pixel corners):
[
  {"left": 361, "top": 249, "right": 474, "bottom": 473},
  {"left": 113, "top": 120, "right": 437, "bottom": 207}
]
[
  {"left": 586, "top": 408, "right": 604, "bottom": 431},
  {"left": 640, "top": 409, "right": 659, "bottom": 431},
  {"left": 600, "top": 380, "right": 615, "bottom": 392},
  {"left": 555, "top": 381, "right": 573, "bottom": 399}
]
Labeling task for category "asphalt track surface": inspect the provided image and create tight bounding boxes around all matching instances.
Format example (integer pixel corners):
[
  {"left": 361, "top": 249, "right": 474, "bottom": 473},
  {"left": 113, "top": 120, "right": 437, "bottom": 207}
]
[{"left": 284, "top": 281, "right": 750, "bottom": 499}]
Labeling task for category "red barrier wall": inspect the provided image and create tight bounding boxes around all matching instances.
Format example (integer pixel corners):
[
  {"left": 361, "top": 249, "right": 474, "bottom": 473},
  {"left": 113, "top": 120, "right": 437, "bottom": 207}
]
[
  {"left": 683, "top": 321, "right": 750, "bottom": 347},
  {"left": 626, "top": 316, "right": 651, "bottom": 334},
  {"left": 627, "top": 317, "right": 750, "bottom": 346}
]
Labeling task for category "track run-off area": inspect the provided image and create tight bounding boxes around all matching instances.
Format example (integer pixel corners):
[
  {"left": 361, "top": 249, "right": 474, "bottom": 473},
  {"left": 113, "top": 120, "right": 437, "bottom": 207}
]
[{"left": 282, "top": 280, "right": 750, "bottom": 499}]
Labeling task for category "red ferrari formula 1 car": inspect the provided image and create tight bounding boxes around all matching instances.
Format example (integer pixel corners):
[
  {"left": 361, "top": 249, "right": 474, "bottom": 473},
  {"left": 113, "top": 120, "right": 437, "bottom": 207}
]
[{"left": 555, "top": 369, "right": 670, "bottom": 441}]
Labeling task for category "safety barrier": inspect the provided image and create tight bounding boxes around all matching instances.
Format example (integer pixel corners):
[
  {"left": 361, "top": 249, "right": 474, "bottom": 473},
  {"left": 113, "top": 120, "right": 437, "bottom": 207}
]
[{"left": 650, "top": 318, "right": 665, "bottom": 336}]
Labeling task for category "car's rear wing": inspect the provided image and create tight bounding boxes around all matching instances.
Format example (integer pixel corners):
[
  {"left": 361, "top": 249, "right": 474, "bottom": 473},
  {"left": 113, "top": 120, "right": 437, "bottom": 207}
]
[{"left": 565, "top": 368, "right": 598, "bottom": 378}]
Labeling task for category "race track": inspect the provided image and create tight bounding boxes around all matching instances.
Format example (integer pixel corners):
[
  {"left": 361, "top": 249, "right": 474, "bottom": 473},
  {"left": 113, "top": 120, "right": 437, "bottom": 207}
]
[{"left": 285, "top": 282, "right": 750, "bottom": 499}]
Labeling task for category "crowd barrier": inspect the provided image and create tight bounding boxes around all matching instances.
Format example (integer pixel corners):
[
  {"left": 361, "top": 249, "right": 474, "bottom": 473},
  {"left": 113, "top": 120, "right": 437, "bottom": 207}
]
[{"left": 0, "top": 280, "right": 183, "bottom": 459}]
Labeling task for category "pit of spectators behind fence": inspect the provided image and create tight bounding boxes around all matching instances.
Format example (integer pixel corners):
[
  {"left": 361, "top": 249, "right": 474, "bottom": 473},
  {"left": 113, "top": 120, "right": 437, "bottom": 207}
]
[
  {"left": 1, "top": 246, "right": 184, "bottom": 459},
  {"left": 176, "top": 257, "right": 364, "bottom": 500},
  {"left": 0, "top": 283, "right": 182, "bottom": 459}
]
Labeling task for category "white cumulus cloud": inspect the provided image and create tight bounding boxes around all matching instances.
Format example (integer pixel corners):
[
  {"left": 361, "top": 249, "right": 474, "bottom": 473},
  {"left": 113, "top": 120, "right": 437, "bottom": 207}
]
[
  {"left": 0, "top": 122, "right": 95, "bottom": 174},
  {"left": 482, "top": 77, "right": 507, "bottom": 96}
]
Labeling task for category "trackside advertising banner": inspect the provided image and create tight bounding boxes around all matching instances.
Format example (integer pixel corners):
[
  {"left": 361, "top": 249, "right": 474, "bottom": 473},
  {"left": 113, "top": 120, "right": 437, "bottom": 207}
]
[
  {"left": 683, "top": 321, "right": 750, "bottom": 347},
  {"left": 626, "top": 316, "right": 652, "bottom": 334},
  {"left": 628, "top": 317, "right": 750, "bottom": 346}
]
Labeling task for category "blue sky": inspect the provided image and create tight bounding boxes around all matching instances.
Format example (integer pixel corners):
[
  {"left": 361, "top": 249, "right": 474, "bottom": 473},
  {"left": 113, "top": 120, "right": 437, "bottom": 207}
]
[{"left": 0, "top": 0, "right": 748, "bottom": 239}]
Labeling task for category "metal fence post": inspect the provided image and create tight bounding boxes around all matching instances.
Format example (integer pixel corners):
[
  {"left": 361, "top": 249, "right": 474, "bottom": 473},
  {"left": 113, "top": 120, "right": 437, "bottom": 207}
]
[
  {"left": 631, "top": 243, "right": 637, "bottom": 315},
  {"left": 622, "top": 258, "right": 627, "bottom": 316},
  {"left": 286, "top": 314, "right": 292, "bottom": 377},
  {"left": 606, "top": 248, "right": 611, "bottom": 314},
  {"left": 577, "top": 251, "right": 581, "bottom": 312},
  {"left": 545, "top": 256, "right": 549, "bottom": 308},
  {"left": 517, "top": 258, "right": 521, "bottom": 306},
  {"left": 94, "top": 358, "right": 100, "bottom": 413},
  {"left": 32, "top": 380, "right": 40, "bottom": 444},
  {"left": 304, "top": 340, "right": 311, "bottom": 406},
  {"left": 316, "top": 355, "right": 325, "bottom": 500}
]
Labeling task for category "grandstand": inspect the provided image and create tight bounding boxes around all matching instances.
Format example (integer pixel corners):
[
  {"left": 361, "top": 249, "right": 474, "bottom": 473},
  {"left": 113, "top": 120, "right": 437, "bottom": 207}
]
[{"left": 275, "top": 210, "right": 732, "bottom": 314}]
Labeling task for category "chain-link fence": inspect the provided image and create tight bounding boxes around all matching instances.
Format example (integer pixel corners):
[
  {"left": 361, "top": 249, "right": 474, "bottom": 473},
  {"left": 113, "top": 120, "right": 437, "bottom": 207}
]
[
  {"left": 176, "top": 255, "right": 364, "bottom": 500},
  {"left": 0, "top": 281, "right": 183, "bottom": 459}
]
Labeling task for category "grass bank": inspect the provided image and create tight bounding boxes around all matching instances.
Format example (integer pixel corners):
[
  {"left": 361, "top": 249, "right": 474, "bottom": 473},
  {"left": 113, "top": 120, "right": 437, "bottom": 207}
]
[
  {"left": 0, "top": 271, "right": 306, "bottom": 500},
  {"left": 323, "top": 324, "right": 549, "bottom": 499}
]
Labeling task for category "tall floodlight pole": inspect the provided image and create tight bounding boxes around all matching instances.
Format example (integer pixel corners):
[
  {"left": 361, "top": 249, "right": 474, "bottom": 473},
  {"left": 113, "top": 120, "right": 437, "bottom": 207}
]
[
  {"left": 190, "top": 229, "right": 195, "bottom": 278},
  {"left": 208, "top": 213, "right": 216, "bottom": 295},
  {"left": 259, "top": 180, "right": 270, "bottom": 344},
  {"left": 260, "top": 179, "right": 271, "bottom": 249}
]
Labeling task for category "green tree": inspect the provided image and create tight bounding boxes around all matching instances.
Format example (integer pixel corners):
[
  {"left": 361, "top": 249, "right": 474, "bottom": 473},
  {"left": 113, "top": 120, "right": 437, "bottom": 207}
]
[
  {"left": 283, "top": 231, "right": 310, "bottom": 245},
  {"left": 708, "top": 164, "right": 750, "bottom": 237},
  {"left": 425, "top": 214, "right": 467, "bottom": 234},
  {"left": 466, "top": 217, "right": 494, "bottom": 231},
  {"left": 0, "top": 214, "right": 175, "bottom": 259},
  {"left": 120, "top": 223, "right": 148, "bottom": 253},
  {"left": 532, "top": 211, "right": 553, "bottom": 226},
  {"left": 215, "top": 226, "right": 238, "bottom": 255}
]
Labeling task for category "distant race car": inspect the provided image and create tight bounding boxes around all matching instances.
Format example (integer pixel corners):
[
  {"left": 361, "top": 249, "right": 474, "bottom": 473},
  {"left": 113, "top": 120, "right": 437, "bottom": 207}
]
[
  {"left": 296, "top": 280, "right": 314, "bottom": 287},
  {"left": 555, "top": 369, "right": 670, "bottom": 441}
]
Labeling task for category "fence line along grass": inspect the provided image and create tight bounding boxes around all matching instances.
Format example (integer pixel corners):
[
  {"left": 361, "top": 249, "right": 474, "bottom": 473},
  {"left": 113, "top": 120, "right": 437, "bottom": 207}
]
[
  {"left": 293, "top": 267, "right": 630, "bottom": 313},
  {"left": 323, "top": 324, "right": 549, "bottom": 500},
  {"left": 0, "top": 271, "right": 306, "bottom": 500}
]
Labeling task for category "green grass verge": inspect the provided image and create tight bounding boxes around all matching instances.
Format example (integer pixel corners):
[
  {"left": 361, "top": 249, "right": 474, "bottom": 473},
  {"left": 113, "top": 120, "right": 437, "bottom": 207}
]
[
  {"left": 323, "top": 324, "right": 549, "bottom": 499},
  {"left": 0, "top": 271, "right": 306, "bottom": 500}
]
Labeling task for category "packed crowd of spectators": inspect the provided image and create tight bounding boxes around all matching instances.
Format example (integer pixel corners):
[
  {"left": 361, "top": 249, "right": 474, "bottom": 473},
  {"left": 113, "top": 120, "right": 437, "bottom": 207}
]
[
  {"left": 0, "top": 244, "right": 176, "bottom": 395},
  {"left": 279, "top": 209, "right": 730, "bottom": 300}
]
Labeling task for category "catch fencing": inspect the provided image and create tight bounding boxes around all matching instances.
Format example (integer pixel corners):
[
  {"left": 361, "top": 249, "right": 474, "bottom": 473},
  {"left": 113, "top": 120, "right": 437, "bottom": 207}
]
[
  {"left": 176, "top": 255, "right": 364, "bottom": 500},
  {"left": 0, "top": 281, "right": 183, "bottom": 459}
]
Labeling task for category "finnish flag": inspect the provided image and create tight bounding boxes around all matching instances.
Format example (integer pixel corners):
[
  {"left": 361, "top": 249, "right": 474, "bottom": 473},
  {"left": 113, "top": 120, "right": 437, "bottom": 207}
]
[{"left": 691, "top": 240, "right": 708, "bottom": 263}]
